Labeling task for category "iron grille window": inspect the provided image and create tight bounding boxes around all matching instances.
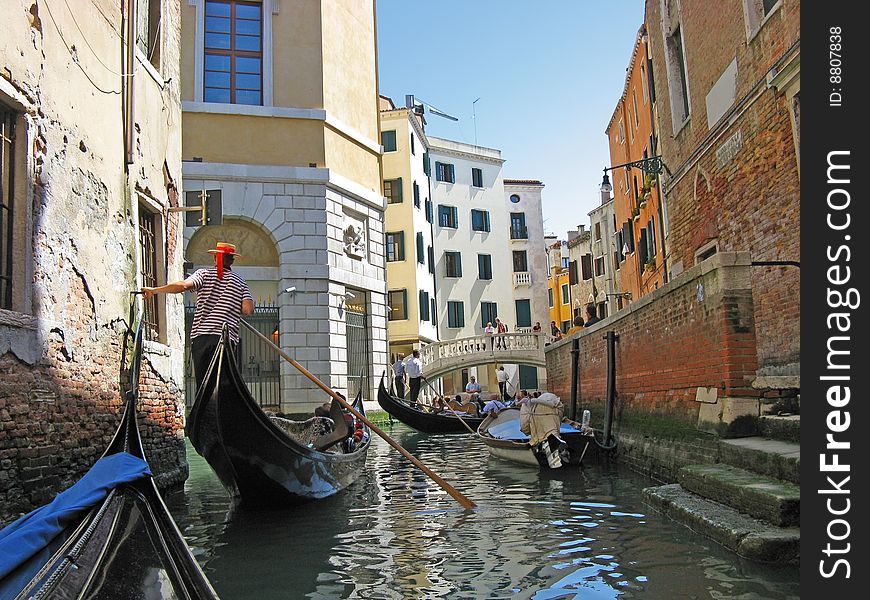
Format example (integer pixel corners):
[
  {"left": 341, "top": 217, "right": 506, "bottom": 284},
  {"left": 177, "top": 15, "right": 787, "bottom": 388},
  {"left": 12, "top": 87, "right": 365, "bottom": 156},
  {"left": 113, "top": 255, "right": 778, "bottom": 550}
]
[
  {"left": 444, "top": 251, "right": 462, "bottom": 277},
  {"left": 384, "top": 178, "right": 403, "bottom": 203},
  {"left": 0, "top": 107, "right": 16, "bottom": 310},
  {"left": 386, "top": 231, "right": 405, "bottom": 262},
  {"left": 138, "top": 206, "right": 160, "bottom": 339},
  {"left": 388, "top": 290, "right": 407, "bottom": 321},
  {"left": 204, "top": 0, "right": 263, "bottom": 105},
  {"left": 381, "top": 130, "right": 397, "bottom": 152},
  {"left": 447, "top": 301, "right": 465, "bottom": 328}
]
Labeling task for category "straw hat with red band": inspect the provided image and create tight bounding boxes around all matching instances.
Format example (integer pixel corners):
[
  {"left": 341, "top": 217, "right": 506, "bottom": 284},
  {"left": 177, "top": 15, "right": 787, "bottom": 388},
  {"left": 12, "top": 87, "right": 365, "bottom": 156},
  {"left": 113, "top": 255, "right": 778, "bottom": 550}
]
[{"left": 207, "top": 242, "right": 240, "bottom": 279}]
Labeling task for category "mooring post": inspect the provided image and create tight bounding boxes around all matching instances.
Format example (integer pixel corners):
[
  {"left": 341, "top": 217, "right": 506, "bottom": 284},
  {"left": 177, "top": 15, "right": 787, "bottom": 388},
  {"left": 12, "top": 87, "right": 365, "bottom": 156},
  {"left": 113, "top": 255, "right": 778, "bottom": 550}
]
[
  {"left": 603, "top": 330, "right": 619, "bottom": 446},
  {"left": 570, "top": 337, "right": 580, "bottom": 421}
]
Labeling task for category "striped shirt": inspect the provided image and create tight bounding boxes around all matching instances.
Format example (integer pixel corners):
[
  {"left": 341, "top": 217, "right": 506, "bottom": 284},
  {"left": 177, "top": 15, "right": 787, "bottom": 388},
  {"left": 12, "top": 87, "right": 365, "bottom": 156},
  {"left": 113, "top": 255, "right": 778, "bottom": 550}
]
[{"left": 187, "top": 267, "right": 253, "bottom": 343}]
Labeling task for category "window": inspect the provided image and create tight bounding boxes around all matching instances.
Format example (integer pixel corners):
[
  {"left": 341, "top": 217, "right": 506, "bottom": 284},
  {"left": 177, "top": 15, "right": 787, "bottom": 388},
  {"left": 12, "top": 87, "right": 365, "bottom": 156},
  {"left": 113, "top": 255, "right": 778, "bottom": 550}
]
[
  {"left": 416, "top": 232, "right": 424, "bottom": 264},
  {"left": 561, "top": 320, "right": 571, "bottom": 334},
  {"left": 744, "top": 0, "right": 782, "bottom": 39},
  {"left": 581, "top": 254, "right": 593, "bottom": 280},
  {"left": 384, "top": 178, "right": 403, "bottom": 204},
  {"left": 410, "top": 132, "right": 416, "bottom": 155},
  {"left": 515, "top": 299, "right": 531, "bottom": 328},
  {"left": 388, "top": 290, "right": 407, "bottom": 320},
  {"left": 472, "top": 167, "right": 483, "bottom": 188},
  {"left": 425, "top": 199, "right": 433, "bottom": 223},
  {"left": 431, "top": 298, "right": 437, "bottom": 326},
  {"left": 512, "top": 250, "right": 528, "bottom": 273},
  {"left": 444, "top": 251, "right": 462, "bottom": 277},
  {"left": 381, "top": 130, "right": 397, "bottom": 152},
  {"left": 594, "top": 256, "right": 605, "bottom": 277},
  {"left": 481, "top": 302, "right": 498, "bottom": 327},
  {"left": 419, "top": 290, "right": 430, "bottom": 321},
  {"left": 510, "top": 212, "right": 527, "bottom": 239},
  {"left": 138, "top": 202, "right": 164, "bottom": 341},
  {"left": 413, "top": 182, "right": 421, "bottom": 207},
  {"left": 618, "top": 118, "right": 625, "bottom": 144},
  {"left": 136, "top": 0, "right": 162, "bottom": 69},
  {"left": 386, "top": 232, "right": 405, "bottom": 262},
  {"left": 666, "top": 25, "right": 690, "bottom": 127},
  {"left": 438, "top": 205, "right": 458, "bottom": 228},
  {"left": 594, "top": 222, "right": 601, "bottom": 241},
  {"left": 562, "top": 257, "right": 570, "bottom": 269},
  {"left": 435, "top": 161, "right": 455, "bottom": 183},
  {"left": 633, "top": 89, "right": 640, "bottom": 128},
  {"left": 478, "top": 254, "right": 492, "bottom": 280},
  {"left": 1, "top": 106, "right": 19, "bottom": 310},
  {"left": 568, "top": 260, "right": 578, "bottom": 285},
  {"left": 647, "top": 218, "right": 657, "bottom": 259},
  {"left": 423, "top": 152, "right": 431, "bottom": 176},
  {"left": 447, "top": 301, "right": 465, "bottom": 328},
  {"left": 641, "top": 62, "right": 649, "bottom": 104},
  {"left": 548, "top": 288, "right": 554, "bottom": 308},
  {"left": 509, "top": 194, "right": 520, "bottom": 203},
  {"left": 471, "top": 209, "right": 490, "bottom": 232},
  {"left": 204, "top": 0, "right": 263, "bottom": 105},
  {"left": 561, "top": 283, "right": 569, "bottom": 305}
]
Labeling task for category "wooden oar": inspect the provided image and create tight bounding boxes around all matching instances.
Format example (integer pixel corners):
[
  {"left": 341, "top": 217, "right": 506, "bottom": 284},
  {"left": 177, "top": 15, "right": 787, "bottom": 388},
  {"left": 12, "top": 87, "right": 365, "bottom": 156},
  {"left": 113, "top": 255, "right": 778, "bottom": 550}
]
[
  {"left": 243, "top": 322, "right": 476, "bottom": 510},
  {"left": 421, "top": 376, "right": 477, "bottom": 435}
]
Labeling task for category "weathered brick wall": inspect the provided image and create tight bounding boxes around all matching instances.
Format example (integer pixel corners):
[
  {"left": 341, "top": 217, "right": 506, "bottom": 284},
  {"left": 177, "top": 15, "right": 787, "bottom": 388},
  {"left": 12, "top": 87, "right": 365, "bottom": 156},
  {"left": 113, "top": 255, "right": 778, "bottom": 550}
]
[
  {"left": 546, "top": 253, "right": 758, "bottom": 427},
  {"left": 644, "top": 0, "right": 800, "bottom": 376}
]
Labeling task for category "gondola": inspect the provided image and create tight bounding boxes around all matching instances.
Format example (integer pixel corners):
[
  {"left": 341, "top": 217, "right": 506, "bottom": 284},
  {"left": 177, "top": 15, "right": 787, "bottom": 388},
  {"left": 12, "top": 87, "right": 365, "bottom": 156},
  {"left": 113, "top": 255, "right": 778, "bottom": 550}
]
[
  {"left": 477, "top": 406, "right": 593, "bottom": 469},
  {"left": 0, "top": 322, "right": 219, "bottom": 600},
  {"left": 376, "top": 375, "right": 485, "bottom": 433},
  {"left": 187, "top": 330, "right": 371, "bottom": 507}
]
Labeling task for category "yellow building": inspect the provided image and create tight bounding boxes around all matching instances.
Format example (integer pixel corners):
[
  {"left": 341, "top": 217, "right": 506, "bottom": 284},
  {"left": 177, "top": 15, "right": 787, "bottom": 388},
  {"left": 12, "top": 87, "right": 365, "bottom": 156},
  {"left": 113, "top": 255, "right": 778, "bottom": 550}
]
[
  {"left": 180, "top": 0, "right": 386, "bottom": 412},
  {"left": 379, "top": 97, "right": 439, "bottom": 361},
  {"left": 546, "top": 239, "right": 573, "bottom": 333}
]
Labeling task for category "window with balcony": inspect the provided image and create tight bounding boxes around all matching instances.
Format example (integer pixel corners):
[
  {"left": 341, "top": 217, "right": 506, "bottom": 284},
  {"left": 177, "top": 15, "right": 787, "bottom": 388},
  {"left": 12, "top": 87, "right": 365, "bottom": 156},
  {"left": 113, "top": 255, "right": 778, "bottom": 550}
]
[
  {"left": 445, "top": 251, "right": 462, "bottom": 277},
  {"left": 204, "top": 0, "right": 263, "bottom": 105},
  {"left": 435, "top": 161, "right": 455, "bottom": 183},
  {"left": 512, "top": 250, "right": 528, "bottom": 273},
  {"left": 478, "top": 254, "right": 492, "bottom": 280},
  {"left": 386, "top": 231, "right": 405, "bottom": 262},
  {"left": 447, "top": 301, "right": 465, "bottom": 328},
  {"left": 388, "top": 290, "right": 407, "bottom": 320},
  {"left": 471, "top": 209, "right": 490, "bottom": 232},
  {"left": 438, "top": 205, "right": 458, "bottom": 228},
  {"left": 384, "top": 178, "right": 403, "bottom": 204}
]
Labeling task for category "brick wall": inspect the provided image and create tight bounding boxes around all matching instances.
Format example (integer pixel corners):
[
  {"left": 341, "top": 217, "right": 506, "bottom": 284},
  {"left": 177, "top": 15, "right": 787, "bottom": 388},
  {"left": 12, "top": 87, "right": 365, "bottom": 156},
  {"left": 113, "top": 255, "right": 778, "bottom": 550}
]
[
  {"left": 546, "top": 252, "right": 758, "bottom": 428},
  {"left": 645, "top": 0, "right": 800, "bottom": 376}
]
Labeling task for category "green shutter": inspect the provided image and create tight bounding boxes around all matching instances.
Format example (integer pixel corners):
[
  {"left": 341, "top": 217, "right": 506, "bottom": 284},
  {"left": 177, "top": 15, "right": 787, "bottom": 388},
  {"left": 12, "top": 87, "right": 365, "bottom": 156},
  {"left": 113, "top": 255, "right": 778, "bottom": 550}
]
[{"left": 416, "top": 232, "right": 424, "bottom": 263}]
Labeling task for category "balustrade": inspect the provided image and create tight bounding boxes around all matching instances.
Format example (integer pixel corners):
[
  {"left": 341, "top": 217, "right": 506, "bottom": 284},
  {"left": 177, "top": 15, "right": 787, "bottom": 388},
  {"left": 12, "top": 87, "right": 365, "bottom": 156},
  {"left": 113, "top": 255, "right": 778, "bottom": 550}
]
[{"left": 418, "top": 332, "right": 546, "bottom": 377}]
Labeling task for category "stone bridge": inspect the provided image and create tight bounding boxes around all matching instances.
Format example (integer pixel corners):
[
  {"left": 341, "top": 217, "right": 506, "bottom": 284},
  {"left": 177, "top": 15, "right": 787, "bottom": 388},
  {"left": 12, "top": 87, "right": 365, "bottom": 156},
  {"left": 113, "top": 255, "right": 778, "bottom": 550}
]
[{"left": 419, "top": 332, "right": 547, "bottom": 380}]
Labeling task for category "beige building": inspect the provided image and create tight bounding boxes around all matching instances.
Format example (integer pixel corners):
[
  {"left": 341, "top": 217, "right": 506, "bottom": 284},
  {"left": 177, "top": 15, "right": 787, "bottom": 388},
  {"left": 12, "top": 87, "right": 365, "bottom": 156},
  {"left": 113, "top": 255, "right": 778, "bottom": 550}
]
[
  {"left": 179, "top": 1, "right": 386, "bottom": 411},
  {"left": 379, "top": 96, "right": 439, "bottom": 362},
  {"left": 1, "top": 1, "right": 187, "bottom": 519}
]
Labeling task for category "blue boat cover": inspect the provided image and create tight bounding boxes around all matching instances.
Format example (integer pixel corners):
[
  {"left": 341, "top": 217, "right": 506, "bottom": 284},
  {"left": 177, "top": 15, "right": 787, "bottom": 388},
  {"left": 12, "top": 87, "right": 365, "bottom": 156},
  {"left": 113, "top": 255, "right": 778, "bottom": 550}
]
[
  {"left": 0, "top": 452, "right": 151, "bottom": 580},
  {"left": 487, "top": 417, "right": 580, "bottom": 442}
]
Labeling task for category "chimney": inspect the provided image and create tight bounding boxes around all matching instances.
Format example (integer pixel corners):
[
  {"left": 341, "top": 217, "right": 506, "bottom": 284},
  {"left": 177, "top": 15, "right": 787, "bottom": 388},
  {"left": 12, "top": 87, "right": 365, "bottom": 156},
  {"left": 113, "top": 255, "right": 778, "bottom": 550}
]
[{"left": 405, "top": 94, "right": 415, "bottom": 109}]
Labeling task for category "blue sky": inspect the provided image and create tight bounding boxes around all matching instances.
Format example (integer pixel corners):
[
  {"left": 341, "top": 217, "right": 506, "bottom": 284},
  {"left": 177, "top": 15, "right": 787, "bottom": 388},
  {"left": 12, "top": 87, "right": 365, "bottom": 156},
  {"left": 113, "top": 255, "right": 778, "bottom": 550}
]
[{"left": 376, "top": 1, "right": 645, "bottom": 239}]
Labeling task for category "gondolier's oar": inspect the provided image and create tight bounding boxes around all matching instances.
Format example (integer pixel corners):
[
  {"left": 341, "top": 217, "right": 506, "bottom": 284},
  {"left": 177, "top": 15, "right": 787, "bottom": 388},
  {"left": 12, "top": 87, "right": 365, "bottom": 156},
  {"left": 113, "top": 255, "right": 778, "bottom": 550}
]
[
  {"left": 243, "top": 322, "right": 476, "bottom": 510},
  {"left": 421, "top": 376, "right": 477, "bottom": 435}
]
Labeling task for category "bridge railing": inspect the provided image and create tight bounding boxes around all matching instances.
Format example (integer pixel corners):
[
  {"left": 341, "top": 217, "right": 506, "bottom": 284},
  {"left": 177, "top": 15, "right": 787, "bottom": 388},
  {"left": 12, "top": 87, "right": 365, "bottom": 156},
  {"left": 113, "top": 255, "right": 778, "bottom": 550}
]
[{"left": 419, "top": 332, "right": 544, "bottom": 367}]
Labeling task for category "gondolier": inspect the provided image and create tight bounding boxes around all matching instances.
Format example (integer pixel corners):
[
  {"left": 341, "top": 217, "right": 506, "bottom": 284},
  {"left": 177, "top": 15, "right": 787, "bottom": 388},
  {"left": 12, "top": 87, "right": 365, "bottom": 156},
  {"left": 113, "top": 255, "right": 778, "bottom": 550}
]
[
  {"left": 142, "top": 241, "right": 254, "bottom": 390},
  {"left": 406, "top": 349, "right": 423, "bottom": 406},
  {"left": 393, "top": 353, "right": 406, "bottom": 398}
]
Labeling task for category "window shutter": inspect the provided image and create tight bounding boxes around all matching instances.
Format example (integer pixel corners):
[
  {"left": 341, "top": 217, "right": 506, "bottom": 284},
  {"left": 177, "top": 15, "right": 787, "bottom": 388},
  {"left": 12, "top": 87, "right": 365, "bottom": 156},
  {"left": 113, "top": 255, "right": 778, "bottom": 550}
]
[
  {"left": 638, "top": 227, "right": 648, "bottom": 266},
  {"left": 569, "top": 260, "right": 578, "bottom": 285},
  {"left": 451, "top": 206, "right": 458, "bottom": 227},
  {"left": 456, "top": 252, "right": 462, "bottom": 277},
  {"left": 423, "top": 153, "right": 431, "bottom": 175},
  {"left": 581, "top": 254, "right": 592, "bottom": 280},
  {"left": 395, "top": 177, "right": 403, "bottom": 202},
  {"left": 428, "top": 246, "right": 435, "bottom": 274},
  {"left": 647, "top": 219, "right": 656, "bottom": 256},
  {"left": 416, "top": 232, "right": 424, "bottom": 263}
]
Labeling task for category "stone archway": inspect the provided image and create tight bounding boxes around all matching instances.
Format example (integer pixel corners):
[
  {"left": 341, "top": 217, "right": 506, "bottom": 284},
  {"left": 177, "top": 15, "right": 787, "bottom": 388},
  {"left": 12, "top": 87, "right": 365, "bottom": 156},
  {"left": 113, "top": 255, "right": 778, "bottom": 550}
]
[{"left": 187, "top": 218, "right": 279, "bottom": 268}]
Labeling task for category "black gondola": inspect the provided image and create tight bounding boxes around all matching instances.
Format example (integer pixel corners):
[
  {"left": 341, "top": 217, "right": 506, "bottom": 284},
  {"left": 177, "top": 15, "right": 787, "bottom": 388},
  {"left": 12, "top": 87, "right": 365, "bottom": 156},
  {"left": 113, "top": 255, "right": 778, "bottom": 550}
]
[
  {"left": 0, "top": 322, "right": 219, "bottom": 600},
  {"left": 376, "top": 375, "right": 485, "bottom": 433},
  {"left": 187, "top": 330, "right": 371, "bottom": 507}
]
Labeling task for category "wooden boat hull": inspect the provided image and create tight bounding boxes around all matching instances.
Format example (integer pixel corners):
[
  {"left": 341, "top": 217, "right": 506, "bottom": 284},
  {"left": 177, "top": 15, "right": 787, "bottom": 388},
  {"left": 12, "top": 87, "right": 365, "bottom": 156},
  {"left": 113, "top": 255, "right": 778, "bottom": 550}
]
[
  {"left": 187, "top": 334, "right": 370, "bottom": 506},
  {"left": 0, "top": 323, "right": 218, "bottom": 600},
  {"left": 477, "top": 407, "right": 593, "bottom": 469},
  {"left": 376, "top": 376, "right": 485, "bottom": 433}
]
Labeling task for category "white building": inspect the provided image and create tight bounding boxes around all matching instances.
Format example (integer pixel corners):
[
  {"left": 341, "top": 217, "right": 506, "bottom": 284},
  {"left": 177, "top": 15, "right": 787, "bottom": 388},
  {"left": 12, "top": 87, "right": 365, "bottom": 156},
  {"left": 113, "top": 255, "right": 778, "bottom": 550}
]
[
  {"left": 588, "top": 191, "right": 622, "bottom": 316},
  {"left": 504, "top": 180, "right": 549, "bottom": 335}
]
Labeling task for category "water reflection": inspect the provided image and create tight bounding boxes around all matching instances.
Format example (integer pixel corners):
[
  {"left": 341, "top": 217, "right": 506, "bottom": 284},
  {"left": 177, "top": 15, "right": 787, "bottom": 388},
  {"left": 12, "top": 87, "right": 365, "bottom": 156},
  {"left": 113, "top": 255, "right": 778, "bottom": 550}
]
[{"left": 165, "top": 425, "right": 799, "bottom": 600}]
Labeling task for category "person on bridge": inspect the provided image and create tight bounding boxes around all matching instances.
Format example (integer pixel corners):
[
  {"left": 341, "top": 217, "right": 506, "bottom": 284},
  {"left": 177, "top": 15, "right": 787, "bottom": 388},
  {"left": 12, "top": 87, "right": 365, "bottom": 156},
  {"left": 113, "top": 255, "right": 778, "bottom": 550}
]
[
  {"left": 566, "top": 315, "right": 585, "bottom": 336},
  {"left": 406, "top": 349, "right": 423, "bottom": 406},
  {"left": 393, "top": 354, "right": 406, "bottom": 398},
  {"left": 495, "top": 318, "right": 508, "bottom": 349},
  {"left": 142, "top": 241, "right": 253, "bottom": 392}
]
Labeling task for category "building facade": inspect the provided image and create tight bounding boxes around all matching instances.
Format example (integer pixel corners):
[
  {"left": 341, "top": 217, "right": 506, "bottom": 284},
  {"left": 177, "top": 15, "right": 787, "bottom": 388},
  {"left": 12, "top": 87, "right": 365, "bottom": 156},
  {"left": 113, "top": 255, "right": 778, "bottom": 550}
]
[
  {"left": 605, "top": 25, "right": 668, "bottom": 304},
  {"left": 2, "top": 1, "right": 186, "bottom": 521},
  {"left": 545, "top": 238, "right": 572, "bottom": 333},
  {"left": 504, "top": 180, "right": 549, "bottom": 334},
  {"left": 180, "top": 0, "right": 387, "bottom": 410},
  {"left": 566, "top": 227, "right": 594, "bottom": 322},
  {"left": 644, "top": 0, "right": 800, "bottom": 384},
  {"left": 588, "top": 192, "right": 622, "bottom": 315},
  {"left": 379, "top": 96, "right": 439, "bottom": 360}
]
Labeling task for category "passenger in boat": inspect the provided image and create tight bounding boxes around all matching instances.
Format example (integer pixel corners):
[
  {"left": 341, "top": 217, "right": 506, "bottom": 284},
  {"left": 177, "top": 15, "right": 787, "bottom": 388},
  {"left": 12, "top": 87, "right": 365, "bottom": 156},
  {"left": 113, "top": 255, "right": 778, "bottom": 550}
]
[
  {"left": 482, "top": 396, "right": 507, "bottom": 416},
  {"left": 314, "top": 402, "right": 331, "bottom": 418},
  {"left": 465, "top": 376, "right": 481, "bottom": 395},
  {"left": 142, "top": 241, "right": 254, "bottom": 391}
]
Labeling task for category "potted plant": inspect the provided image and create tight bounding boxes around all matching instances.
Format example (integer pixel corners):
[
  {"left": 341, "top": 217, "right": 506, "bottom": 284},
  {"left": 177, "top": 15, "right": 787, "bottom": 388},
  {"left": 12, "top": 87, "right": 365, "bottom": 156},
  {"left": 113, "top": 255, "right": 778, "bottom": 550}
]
[
  {"left": 644, "top": 259, "right": 656, "bottom": 272},
  {"left": 632, "top": 206, "right": 640, "bottom": 221}
]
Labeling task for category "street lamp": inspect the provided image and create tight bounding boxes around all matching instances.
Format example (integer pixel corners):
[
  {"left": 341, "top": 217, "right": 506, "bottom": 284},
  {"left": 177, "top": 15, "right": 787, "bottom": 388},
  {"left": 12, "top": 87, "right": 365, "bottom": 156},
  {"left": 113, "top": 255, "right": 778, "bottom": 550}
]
[{"left": 601, "top": 155, "right": 667, "bottom": 188}]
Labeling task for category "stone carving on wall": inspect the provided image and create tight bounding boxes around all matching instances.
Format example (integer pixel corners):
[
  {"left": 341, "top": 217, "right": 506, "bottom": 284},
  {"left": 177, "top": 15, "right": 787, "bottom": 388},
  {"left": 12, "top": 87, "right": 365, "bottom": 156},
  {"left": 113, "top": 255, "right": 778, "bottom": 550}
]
[{"left": 342, "top": 213, "right": 367, "bottom": 260}]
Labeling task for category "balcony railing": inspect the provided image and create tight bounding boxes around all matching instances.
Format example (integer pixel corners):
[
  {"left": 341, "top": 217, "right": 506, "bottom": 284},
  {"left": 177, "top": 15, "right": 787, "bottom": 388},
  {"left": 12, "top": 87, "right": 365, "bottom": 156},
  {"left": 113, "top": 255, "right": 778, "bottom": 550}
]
[
  {"left": 513, "top": 271, "right": 532, "bottom": 287},
  {"left": 510, "top": 225, "right": 528, "bottom": 240}
]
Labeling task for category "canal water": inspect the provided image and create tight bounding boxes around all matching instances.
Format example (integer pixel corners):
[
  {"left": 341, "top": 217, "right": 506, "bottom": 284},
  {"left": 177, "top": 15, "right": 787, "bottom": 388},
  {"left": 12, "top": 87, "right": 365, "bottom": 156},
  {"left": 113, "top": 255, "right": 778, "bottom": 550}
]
[{"left": 164, "top": 424, "right": 799, "bottom": 599}]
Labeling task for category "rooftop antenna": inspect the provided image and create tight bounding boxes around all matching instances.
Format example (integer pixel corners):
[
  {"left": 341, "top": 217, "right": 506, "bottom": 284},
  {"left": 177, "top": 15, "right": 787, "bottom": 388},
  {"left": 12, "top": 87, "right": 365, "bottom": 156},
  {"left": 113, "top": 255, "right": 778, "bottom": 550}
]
[{"left": 472, "top": 97, "right": 481, "bottom": 145}]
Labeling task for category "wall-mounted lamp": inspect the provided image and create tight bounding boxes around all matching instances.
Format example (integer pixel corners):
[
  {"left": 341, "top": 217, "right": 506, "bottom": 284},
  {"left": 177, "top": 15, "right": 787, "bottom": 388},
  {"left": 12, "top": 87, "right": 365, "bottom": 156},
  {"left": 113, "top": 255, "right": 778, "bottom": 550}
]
[
  {"left": 605, "top": 291, "right": 632, "bottom": 301},
  {"left": 601, "top": 156, "right": 668, "bottom": 193}
]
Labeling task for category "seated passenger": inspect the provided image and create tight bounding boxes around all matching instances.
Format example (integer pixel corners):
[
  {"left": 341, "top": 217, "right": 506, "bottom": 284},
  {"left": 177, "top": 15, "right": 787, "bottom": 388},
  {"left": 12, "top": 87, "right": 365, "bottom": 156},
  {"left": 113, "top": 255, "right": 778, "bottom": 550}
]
[{"left": 482, "top": 396, "right": 507, "bottom": 416}]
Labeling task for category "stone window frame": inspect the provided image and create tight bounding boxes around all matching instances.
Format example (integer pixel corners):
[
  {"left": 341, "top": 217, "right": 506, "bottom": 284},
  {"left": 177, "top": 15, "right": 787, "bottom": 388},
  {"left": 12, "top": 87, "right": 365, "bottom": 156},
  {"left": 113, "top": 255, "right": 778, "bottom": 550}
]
[
  {"left": 660, "top": 0, "right": 692, "bottom": 135},
  {"left": 136, "top": 193, "right": 168, "bottom": 344},
  {"left": 742, "top": 0, "right": 783, "bottom": 43}
]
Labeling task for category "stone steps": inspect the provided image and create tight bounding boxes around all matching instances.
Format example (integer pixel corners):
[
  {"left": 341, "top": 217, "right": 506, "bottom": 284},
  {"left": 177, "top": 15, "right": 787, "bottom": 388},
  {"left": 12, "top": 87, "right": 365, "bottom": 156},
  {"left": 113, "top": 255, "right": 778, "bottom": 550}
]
[
  {"left": 644, "top": 484, "right": 799, "bottom": 563},
  {"left": 678, "top": 463, "right": 799, "bottom": 526},
  {"left": 718, "top": 436, "right": 800, "bottom": 484},
  {"left": 758, "top": 414, "right": 800, "bottom": 443}
]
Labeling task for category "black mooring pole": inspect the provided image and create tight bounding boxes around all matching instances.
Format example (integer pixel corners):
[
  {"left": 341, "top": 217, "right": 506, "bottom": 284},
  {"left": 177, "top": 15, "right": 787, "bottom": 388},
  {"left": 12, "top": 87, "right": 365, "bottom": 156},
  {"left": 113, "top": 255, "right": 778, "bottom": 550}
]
[
  {"left": 570, "top": 337, "right": 580, "bottom": 421},
  {"left": 603, "top": 331, "right": 619, "bottom": 447}
]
